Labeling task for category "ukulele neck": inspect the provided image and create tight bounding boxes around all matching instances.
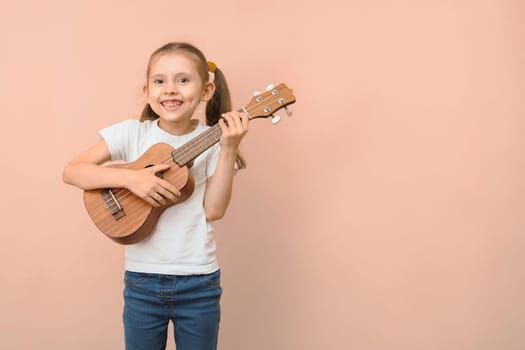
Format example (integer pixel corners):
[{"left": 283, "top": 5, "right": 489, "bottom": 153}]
[{"left": 171, "top": 124, "right": 222, "bottom": 166}]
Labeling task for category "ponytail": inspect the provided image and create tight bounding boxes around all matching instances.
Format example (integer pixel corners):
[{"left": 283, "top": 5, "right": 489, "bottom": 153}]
[
  {"left": 205, "top": 67, "right": 231, "bottom": 125},
  {"left": 205, "top": 67, "right": 246, "bottom": 169},
  {"left": 140, "top": 104, "right": 159, "bottom": 122}
]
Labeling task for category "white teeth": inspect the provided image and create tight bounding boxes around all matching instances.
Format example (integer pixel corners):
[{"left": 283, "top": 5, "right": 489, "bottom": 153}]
[{"left": 161, "top": 100, "right": 182, "bottom": 108}]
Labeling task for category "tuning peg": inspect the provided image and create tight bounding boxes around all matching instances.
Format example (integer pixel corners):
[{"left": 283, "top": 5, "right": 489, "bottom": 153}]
[
  {"left": 271, "top": 115, "right": 281, "bottom": 124},
  {"left": 266, "top": 83, "right": 275, "bottom": 91},
  {"left": 285, "top": 106, "right": 293, "bottom": 117},
  {"left": 252, "top": 90, "right": 261, "bottom": 96}
]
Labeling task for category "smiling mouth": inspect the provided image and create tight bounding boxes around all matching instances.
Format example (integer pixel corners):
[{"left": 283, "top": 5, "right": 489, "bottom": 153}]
[{"left": 161, "top": 99, "right": 183, "bottom": 109}]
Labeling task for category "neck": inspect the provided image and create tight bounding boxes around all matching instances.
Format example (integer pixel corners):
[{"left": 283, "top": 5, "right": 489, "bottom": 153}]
[{"left": 158, "top": 119, "right": 197, "bottom": 136}]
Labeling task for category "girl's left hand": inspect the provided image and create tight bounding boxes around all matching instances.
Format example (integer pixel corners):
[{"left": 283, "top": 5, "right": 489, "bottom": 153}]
[{"left": 218, "top": 111, "right": 249, "bottom": 150}]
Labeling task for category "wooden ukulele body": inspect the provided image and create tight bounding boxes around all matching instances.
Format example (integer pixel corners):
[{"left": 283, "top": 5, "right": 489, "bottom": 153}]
[{"left": 83, "top": 143, "right": 195, "bottom": 244}]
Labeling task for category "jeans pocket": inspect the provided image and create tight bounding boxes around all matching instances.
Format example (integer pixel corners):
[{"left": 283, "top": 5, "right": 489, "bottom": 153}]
[
  {"left": 204, "top": 269, "right": 221, "bottom": 287},
  {"left": 124, "top": 271, "right": 149, "bottom": 287}
]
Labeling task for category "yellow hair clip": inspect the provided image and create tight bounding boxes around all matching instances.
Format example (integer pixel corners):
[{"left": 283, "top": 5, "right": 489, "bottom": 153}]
[{"left": 207, "top": 61, "right": 217, "bottom": 73}]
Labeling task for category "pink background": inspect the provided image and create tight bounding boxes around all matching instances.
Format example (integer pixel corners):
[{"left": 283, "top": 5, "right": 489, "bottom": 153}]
[{"left": 2, "top": 0, "right": 525, "bottom": 349}]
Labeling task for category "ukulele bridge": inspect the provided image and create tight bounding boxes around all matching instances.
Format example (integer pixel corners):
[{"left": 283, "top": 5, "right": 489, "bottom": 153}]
[{"left": 102, "top": 189, "right": 126, "bottom": 220}]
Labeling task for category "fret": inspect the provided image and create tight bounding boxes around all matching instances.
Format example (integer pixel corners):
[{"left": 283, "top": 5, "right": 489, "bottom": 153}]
[{"left": 171, "top": 124, "right": 222, "bottom": 166}]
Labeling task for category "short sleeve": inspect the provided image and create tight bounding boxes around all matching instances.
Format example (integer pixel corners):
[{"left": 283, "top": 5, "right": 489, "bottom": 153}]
[
  {"left": 98, "top": 119, "right": 139, "bottom": 162},
  {"left": 206, "top": 143, "right": 221, "bottom": 178}
]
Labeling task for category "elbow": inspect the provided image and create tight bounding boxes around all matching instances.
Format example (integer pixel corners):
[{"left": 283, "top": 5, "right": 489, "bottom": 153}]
[
  {"left": 62, "top": 165, "right": 73, "bottom": 185},
  {"left": 205, "top": 208, "right": 225, "bottom": 221},
  {"left": 62, "top": 163, "right": 81, "bottom": 187}
]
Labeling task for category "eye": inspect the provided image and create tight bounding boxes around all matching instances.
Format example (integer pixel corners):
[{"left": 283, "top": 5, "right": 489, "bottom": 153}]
[
  {"left": 153, "top": 79, "right": 163, "bottom": 85},
  {"left": 178, "top": 77, "right": 189, "bottom": 85}
]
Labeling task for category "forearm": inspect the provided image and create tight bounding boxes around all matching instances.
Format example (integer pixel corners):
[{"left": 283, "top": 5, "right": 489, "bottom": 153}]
[
  {"left": 63, "top": 139, "right": 179, "bottom": 208},
  {"left": 63, "top": 162, "right": 132, "bottom": 190},
  {"left": 204, "top": 110, "right": 249, "bottom": 220},
  {"left": 63, "top": 139, "right": 123, "bottom": 190},
  {"left": 204, "top": 147, "right": 238, "bottom": 220}
]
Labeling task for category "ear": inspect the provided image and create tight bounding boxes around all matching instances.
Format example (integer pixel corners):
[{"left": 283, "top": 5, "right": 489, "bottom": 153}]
[
  {"left": 201, "top": 81, "right": 216, "bottom": 102},
  {"left": 142, "top": 84, "right": 148, "bottom": 97}
]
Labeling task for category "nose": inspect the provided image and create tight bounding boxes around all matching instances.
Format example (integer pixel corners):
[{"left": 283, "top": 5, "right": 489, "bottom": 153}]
[{"left": 164, "top": 80, "right": 177, "bottom": 94}]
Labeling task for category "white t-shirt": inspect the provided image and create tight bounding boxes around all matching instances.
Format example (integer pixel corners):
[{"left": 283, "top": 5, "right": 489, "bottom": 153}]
[{"left": 99, "top": 119, "right": 221, "bottom": 275}]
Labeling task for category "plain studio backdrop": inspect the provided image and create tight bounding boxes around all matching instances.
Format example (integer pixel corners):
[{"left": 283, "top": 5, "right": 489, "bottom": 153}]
[{"left": 1, "top": 0, "right": 524, "bottom": 349}]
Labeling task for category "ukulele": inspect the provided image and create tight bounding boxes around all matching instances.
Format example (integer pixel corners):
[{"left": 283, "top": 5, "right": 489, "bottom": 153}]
[{"left": 83, "top": 83, "right": 296, "bottom": 244}]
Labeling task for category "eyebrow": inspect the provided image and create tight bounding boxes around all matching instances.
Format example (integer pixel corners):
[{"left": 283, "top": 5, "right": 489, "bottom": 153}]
[
  {"left": 150, "top": 74, "right": 166, "bottom": 79},
  {"left": 150, "top": 72, "right": 192, "bottom": 78}
]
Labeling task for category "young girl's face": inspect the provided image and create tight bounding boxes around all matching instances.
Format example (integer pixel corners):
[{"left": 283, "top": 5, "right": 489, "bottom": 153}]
[{"left": 144, "top": 51, "right": 214, "bottom": 133}]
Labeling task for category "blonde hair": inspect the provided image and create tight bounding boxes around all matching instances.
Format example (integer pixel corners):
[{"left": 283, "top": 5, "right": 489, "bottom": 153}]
[{"left": 140, "top": 42, "right": 246, "bottom": 169}]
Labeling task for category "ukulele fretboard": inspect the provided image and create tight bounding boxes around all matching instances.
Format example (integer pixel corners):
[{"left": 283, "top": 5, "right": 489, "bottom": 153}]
[{"left": 171, "top": 124, "right": 222, "bottom": 166}]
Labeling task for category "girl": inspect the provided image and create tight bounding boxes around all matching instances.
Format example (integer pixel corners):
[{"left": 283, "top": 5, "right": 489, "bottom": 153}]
[{"left": 63, "top": 42, "right": 248, "bottom": 350}]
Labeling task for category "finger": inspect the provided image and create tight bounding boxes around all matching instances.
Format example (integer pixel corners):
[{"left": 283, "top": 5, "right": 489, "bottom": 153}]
[
  {"left": 144, "top": 194, "right": 162, "bottom": 207},
  {"left": 156, "top": 190, "right": 175, "bottom": 203},
  {"left": 235, "top": 112, "right": 249, "bottom": 132},
  {"left": 149, "top": 163, "right": 171, "bottom": 173},
  {"left": 219, "top": 116, "right": 227, "bottom": 128},
  {"left": 157, "top": 183, "right": 181, "bottom": 200},
  {"left": 219, "top": 116, "right": 232, "bottom": 134},
  {"left": 231, "top": 113, "right": 244, "bottom": 129},
  {"left": 224, "top": 113, "right": 242, "bottom": 133},
  {"left": 240, "top": 113, "right": 249, "bottom": 130}
]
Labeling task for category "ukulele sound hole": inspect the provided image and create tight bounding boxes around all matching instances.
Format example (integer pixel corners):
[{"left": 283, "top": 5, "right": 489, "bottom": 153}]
[{"left": 145, "top": 164, "right": 164, "bottom": 179}]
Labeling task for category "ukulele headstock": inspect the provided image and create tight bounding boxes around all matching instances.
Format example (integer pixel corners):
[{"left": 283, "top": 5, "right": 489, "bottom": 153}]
[{"left": 244, "top": 83, "right": 296, "bottom": 124}]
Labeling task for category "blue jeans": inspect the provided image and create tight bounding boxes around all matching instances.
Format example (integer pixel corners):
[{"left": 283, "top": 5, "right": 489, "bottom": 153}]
[{"left": 123, "top": 269, "right": 222, "bottom": 350}]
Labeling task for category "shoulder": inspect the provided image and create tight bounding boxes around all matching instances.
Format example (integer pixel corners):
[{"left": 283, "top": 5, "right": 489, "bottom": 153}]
[
  {"left": 119, "top": 118, "right": 156, "bottom": 131},
  {"left": 101, "top": 118, "right": 157, "bottom": 135}
]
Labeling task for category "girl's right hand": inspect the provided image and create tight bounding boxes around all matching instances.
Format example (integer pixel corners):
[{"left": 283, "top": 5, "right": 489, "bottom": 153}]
[{"left": 124, "top": 164, "right": 181, "bottom": 207}]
